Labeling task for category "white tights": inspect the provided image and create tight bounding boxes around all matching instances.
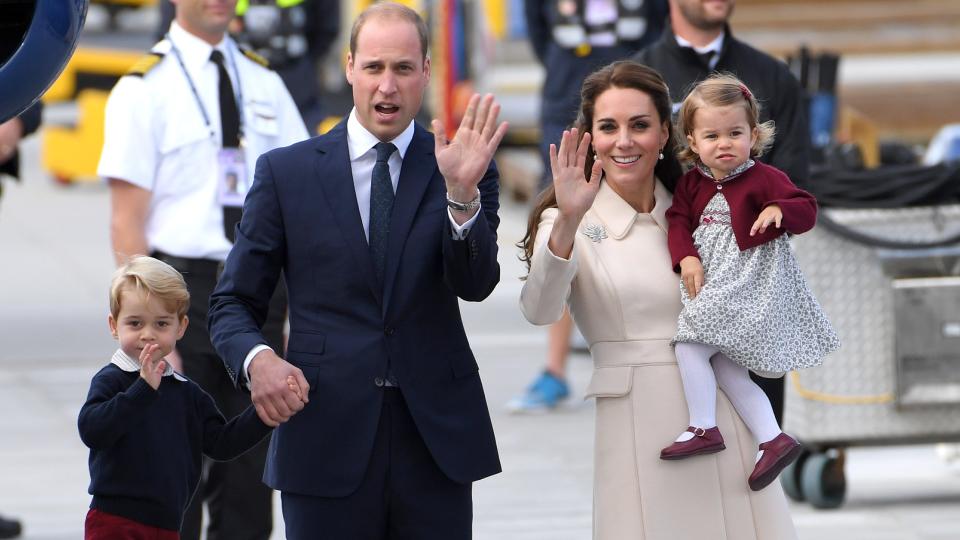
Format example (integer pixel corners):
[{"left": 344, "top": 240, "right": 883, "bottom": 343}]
[{"left": 673, "top": 342, "right": 781, "bottom": 445}]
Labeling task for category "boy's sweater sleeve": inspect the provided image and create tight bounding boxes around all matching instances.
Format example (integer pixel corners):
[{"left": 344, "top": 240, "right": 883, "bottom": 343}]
[
  {"left": 78, "top": 370, "right": 159, "bottom": 450},
  {"left": 665, "top": 174, "right": 701, "bottom": 271},
  {"left": 764, "top": 168, "right": 818, "bottom": 234},
  {"left": 197, "top": 390, "right": 273, "bottom": 461}
]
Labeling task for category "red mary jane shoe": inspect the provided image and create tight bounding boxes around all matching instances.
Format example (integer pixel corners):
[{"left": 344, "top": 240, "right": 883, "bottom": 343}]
[
  {"left": 660, "top": 426, "right": 726, "bottom": 460},
  {"left": 749, "top": 432, "right": 803, "bottom": 491}
]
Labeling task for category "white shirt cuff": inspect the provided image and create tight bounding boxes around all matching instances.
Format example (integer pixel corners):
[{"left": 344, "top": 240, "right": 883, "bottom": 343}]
[
  {"left": 448, "top": 204, "right": 481, "bottom": 240},
  {"left": 243, "top": 344, "right": 274, "bottom": 390}
]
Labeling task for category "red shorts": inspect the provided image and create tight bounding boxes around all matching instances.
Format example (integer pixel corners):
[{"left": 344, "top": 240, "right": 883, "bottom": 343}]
[{"left": 84, "top": 508, "right": 179, "bottom": 540}]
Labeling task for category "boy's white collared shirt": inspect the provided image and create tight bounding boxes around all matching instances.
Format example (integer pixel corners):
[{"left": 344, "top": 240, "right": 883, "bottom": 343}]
[{"left": 111, "top": 348, "right": 188, "bottom": 382}]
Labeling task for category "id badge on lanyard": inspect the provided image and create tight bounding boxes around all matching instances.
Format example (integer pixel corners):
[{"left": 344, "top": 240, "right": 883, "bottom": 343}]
[
  {"left": 218, "top": 147, "right": 248, "bottom": 207},
  {"left": 166, "top": 35, "right": 249, "bottom": 208}
]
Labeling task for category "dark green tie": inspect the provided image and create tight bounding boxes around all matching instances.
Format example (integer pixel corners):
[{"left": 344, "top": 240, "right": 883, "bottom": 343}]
[{"left": 369, "top": 142, "right": 396, "bottom": 285}]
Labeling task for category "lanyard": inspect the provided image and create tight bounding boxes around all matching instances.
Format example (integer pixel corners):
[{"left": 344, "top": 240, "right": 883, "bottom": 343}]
[{"left": 166, "top": 34, "right": 246, "bottom": 146}]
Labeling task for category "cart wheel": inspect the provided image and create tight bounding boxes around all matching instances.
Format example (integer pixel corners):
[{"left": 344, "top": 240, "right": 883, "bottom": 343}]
[
  {"left": 800, "top": 451, "right": 846, "bottom": 509},
  {"left": 780, "top": 447, "right": 810, "bottom": 502}
]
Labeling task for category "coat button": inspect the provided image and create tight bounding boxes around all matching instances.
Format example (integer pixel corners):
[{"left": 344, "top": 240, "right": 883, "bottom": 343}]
[
  {"left": 384, "top": 327, "right": 395, "bottom": 335},
  {"left": 375, "top": 377, "right": 385, "bottom": 387}
]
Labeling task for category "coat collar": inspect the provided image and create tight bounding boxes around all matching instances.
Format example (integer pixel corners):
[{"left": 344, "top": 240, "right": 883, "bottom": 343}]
[
  {"left": 381, "top": 124, "right": 436, "bottom": 312},
  {"left": 314, "top": 120, "right": 380, "bottom": 303},
  {"left": 660, "top": 21, "right": 735, "bottom": 65},
  {"left": 590, "top": 178, "right": 671, "bottom": 239}
]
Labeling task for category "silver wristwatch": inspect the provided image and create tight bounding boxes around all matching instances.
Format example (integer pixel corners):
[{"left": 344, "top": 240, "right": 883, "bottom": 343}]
[{"left": 446, "top": 190, "right": 481, "bottom": 212}]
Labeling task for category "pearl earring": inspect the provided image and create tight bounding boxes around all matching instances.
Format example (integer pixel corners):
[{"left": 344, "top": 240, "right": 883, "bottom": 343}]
[
  {"left": 594, "top": 154, "right": 598, "bottom": 160},
  {"left": 658, "top": 150, "right": 664, "bottom": 160}
]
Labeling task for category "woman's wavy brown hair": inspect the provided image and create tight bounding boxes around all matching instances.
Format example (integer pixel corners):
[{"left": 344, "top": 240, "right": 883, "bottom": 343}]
[{"left": 518, "top": 61, "right": 683, "bottom": 272}]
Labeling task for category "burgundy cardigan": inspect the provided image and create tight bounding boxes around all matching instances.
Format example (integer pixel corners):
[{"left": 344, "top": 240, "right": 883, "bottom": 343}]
[{"left": 665, "top": 161, "right": 818, "bottom": 271}]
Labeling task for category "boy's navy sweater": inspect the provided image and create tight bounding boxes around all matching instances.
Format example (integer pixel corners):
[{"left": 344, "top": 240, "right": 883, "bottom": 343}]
[{"left": 78, "top": 363, "right": 272, "bottom": 531}]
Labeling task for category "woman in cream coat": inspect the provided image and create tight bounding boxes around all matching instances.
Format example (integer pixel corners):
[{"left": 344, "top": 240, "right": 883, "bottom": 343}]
[{"left": 519, "top": 61, "right": 798, "bottom": 539}]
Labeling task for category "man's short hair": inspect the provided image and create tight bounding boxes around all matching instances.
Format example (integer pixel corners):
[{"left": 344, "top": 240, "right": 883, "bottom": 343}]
[
  {"left": 109, "top": 256, "right": 190, "bottom": 319},
  {"left": 350, "top": 2, "right": 430, "bottom": 60}
]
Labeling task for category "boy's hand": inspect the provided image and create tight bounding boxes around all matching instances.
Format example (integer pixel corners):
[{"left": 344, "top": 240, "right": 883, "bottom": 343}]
[
  {"left": 248, "top": 350, "right": 309, "bottom": 426},
  {"left": 286, "top": 375, "right": 305, "bottom": 402},
  {"left": 751, "top": 204, "right": 783, "bottom": 236},
  {"left": 139, "top": 343, "right": 165, "bottom": 390},
  {"left": 679, "top": 256, "right": 704, "bottom": 299}
]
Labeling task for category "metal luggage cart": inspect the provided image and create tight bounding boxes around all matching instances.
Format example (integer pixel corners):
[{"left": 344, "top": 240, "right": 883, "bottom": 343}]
[{"left": 783, "top": 201, "right": 960, "bottom": 508}]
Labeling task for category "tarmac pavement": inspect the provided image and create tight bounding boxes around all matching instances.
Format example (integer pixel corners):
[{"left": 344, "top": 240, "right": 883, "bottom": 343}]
[{"left": 1, "top": 136, "right": 960, "bottom": 539}]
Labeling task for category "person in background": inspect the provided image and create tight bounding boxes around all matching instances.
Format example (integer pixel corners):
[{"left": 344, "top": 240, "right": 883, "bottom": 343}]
[
  {"left": 510, "top": 0, "right": 669, "bottom": 413},
  {"left": 0, "top": 101, "right": 43, "bottom": 540},
  {"left": 0, "top": 514, "right": 18, "bottom": 540},
  {"left": 99, "top": 0, "right": 308, "bottom": 537},
  {"left": 158, "top": 0, "right": 340, "bottom": 134},
  {"left": 633, "top": 0, "right": 811, "bottom": 423},
  {"left": 0, "top": 103, "right": 42, "bottom": 199}
]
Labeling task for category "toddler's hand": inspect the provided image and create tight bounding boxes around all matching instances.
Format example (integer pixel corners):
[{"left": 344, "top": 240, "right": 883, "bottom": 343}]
[
  {"left": 287, "top": 375, "right": 305, "bottom": 402},
  {"left": 751, "top": 204, "right": 783, "bottom": 236},
  {"left": 139, "top": 343, "right": 166, "bottom": 390},
  {"left": 679, "top": 256, "right": 704, "bottom": 299}
]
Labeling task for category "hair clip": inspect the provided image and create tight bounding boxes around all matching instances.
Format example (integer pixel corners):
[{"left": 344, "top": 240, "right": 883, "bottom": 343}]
[{"left": 739, "top": 84, "right": 752, "bottom": 100}]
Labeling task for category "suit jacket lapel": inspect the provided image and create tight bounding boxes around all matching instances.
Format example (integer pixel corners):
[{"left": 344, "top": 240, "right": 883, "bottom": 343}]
[
  {"left": 382, "top": 125, "right": 436, "bottom": 312},
  {"left": 314, "top": 121, "right": 381, "bottom": 304}
]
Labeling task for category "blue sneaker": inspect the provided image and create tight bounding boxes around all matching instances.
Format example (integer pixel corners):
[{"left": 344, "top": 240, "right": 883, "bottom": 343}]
[{"left": 506, "top": 371, "right": 570, "bottom": 413}]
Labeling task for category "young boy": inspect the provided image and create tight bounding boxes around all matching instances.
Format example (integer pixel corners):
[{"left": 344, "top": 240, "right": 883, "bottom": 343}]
[{"left": 78, "top": 256, "right": 279, "bottom": 539}]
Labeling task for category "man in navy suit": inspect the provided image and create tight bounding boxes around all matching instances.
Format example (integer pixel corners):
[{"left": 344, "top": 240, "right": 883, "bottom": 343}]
[{"left": 207, "top": 2, "right": 509, "bottom": 538}]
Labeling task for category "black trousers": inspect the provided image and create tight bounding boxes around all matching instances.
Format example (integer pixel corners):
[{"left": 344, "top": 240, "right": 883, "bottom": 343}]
[
  {"left": 752, "top": 373, "right": 785, "bottom": 426},
  {"left": 281, "top": 389, "right": 473, "bottom": 540},
  {"left": 153, "top": 252, "right": 285, "bottom": 540}
]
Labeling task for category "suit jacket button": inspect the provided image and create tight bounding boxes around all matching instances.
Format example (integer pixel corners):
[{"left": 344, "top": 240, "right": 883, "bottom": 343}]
[
  {"left": 384, "top": 327, "right": 395, "bottom": 335},
  {"left": 375, "top": 377, "right": 385, "bottom": 387}
]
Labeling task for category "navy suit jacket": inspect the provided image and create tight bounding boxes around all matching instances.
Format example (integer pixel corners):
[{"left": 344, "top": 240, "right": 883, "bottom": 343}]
[{"left": 208, "top": 120, "right": 502, "bottom": 497}]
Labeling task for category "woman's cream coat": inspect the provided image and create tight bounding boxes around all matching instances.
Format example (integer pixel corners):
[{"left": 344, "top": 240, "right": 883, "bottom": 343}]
[{"left": 521, "top": 180, "right": 798, "bottom": 540}]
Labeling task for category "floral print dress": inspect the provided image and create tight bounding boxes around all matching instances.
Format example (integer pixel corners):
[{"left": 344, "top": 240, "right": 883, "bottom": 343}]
[{"left": 671, "top": 162, "right": 840, "bottom": 374}]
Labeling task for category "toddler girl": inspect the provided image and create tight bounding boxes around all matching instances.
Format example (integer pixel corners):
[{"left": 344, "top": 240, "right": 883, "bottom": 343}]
[{"left": 660, "top": 74, "right": 839, "bottom": 491}]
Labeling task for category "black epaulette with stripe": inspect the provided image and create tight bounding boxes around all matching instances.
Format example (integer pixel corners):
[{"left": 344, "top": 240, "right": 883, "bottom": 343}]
[
  {"left": 125, "top": 52, "right": 165, "bottom": 78},
  {"left": 238, "top": 46, "right": 270, "bottom": 69}
]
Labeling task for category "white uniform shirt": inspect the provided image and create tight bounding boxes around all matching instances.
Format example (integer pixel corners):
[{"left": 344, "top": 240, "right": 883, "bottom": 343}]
[{"left": 98, "top": 22, "right": 309, "bottom": 261}]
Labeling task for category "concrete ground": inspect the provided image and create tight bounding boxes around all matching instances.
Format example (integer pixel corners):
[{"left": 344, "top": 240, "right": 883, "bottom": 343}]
[{"left": 1, "top": 135, "right": 960, "bottom": 539}]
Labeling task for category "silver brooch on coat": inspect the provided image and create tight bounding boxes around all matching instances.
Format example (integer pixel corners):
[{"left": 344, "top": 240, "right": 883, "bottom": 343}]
[{"left": 581, "top": 222, "right": 607, "bottom": 243}]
